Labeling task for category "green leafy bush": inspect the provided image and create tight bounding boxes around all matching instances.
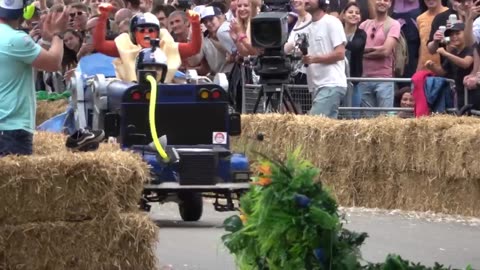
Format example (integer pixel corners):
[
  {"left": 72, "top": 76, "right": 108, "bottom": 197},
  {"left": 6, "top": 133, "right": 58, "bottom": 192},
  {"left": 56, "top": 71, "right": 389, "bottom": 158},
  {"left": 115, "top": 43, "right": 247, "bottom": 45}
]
[{"left": 222, "top": 150, "right": 473, "bottom": 270}]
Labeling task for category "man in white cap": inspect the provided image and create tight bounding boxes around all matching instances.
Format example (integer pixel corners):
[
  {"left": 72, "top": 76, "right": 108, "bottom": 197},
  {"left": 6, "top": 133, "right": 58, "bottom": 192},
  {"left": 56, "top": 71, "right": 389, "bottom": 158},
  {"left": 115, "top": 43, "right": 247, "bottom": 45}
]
[{"left": 0, "top": 0, "right": 68, "bottom": 156}]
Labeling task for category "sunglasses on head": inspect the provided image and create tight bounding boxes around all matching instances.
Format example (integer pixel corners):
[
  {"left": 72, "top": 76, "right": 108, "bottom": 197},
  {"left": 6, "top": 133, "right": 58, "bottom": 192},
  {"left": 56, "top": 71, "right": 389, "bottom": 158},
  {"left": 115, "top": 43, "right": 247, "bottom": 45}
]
[
  {"left": 69, "top": 11, "right": 84, "bottom": 18},
  {"left": 137, "top": 27, "right": 156, "bottom": 33}
]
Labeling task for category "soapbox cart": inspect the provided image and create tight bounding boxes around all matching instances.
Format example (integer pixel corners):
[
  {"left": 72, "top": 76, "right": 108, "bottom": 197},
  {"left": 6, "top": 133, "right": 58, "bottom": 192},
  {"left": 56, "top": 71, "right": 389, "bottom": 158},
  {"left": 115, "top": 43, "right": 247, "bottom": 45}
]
[{"left": 38, "top": 53, "right": 252, "bottom": 221}]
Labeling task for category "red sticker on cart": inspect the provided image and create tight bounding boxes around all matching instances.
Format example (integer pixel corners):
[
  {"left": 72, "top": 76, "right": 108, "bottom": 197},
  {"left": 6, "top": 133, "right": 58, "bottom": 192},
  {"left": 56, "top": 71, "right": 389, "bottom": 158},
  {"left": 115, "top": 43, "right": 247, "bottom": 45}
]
[{"left": 212, "top": 132, "right": 227, "bottom": 144}]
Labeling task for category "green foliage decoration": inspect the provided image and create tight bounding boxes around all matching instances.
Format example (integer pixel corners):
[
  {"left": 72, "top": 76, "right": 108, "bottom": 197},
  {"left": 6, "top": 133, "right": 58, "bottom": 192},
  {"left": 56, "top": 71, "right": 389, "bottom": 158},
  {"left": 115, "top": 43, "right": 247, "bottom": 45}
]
[{"left": 222, "top": 149, "right": 473, "bottom": 270}]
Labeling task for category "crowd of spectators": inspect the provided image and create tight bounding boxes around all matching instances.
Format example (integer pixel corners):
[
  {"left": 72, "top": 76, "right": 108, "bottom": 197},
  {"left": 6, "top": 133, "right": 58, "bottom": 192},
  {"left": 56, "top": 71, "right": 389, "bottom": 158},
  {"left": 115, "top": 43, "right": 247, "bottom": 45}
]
[{"left": 18, "top": 0, "right": 480, "bottom": 118}]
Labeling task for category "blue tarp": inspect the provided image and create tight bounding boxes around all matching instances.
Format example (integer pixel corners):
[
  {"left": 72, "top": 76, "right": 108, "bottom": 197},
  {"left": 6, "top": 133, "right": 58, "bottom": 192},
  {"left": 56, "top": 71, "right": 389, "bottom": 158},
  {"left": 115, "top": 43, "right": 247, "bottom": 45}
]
[
  {"left": 78, "top": 53, "right": 117, "bottom": 78},
  {"left": 78, "top": 52, "right": 186, "bottom": 79},
  {"left": 36, "top": 105, "right": 75, "bottom": 134}
]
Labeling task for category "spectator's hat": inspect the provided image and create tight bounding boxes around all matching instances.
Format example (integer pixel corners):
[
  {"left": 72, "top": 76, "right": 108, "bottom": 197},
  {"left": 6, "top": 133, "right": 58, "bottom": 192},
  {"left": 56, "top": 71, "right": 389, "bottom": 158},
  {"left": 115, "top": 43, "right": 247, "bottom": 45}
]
[
  {"left": 0, "top": 0, "right": 29, "bottom": 20},
  {"left": 193, "top": 5, "right": 206, "bottom": 15},
  {"left": 445, "top": 22, "right": 465, "bottom": 36},
  {"left": 200, "top": 6, "right": 222, "bottom": 23},
  {"left": 207, "top": 1, "right": 227, "bottom": 14},
  {"left": 23, "top": 1, "right": 38, "bottom": 20}
]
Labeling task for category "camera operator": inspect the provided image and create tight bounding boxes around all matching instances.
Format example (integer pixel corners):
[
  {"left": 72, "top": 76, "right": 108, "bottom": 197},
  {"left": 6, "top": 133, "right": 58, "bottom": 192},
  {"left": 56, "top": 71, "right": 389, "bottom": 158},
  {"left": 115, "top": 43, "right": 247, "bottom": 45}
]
[
  {"left": 284, "top": 0, "right": 312, "bottom": 83},
  {"left": 284, "top": 0, "right": 312, "bottom": 113},
  {"left": 302, "top": 0, "right": 348, "bottom": 118}
]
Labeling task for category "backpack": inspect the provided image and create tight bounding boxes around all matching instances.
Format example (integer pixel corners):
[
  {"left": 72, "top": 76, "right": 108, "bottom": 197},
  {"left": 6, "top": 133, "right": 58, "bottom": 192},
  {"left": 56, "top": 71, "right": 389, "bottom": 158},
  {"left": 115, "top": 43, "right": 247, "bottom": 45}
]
[{"left": 366, "top": 17, "right": 409, "bottom": 77}]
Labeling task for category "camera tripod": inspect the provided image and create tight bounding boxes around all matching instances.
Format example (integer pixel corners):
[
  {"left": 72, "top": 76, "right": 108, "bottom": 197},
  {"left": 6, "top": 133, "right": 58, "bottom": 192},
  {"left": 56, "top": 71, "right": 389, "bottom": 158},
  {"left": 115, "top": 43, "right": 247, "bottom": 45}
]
[{"left": 252, "top": 83, "right": 299, "bottom": 114}]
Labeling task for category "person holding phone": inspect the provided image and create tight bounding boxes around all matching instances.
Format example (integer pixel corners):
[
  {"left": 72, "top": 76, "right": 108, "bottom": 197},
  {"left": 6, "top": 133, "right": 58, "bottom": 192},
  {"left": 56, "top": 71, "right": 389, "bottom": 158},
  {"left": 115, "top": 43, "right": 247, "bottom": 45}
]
[{"left": 28, "top": 21, "right": 41, "bottom": 40}]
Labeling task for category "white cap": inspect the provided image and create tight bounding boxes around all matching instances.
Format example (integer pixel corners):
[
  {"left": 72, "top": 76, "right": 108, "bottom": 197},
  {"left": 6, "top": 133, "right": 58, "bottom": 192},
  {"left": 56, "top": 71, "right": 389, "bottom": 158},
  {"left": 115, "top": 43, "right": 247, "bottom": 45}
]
[
  {"left": 200, "top": 6, "right": 222, "bottom": 21},
  {"left": 193, "top": 5, "right": 205, "bottom": 15},
  {"left": 0, "top": 0, "right": 25, "bottom": 19}
]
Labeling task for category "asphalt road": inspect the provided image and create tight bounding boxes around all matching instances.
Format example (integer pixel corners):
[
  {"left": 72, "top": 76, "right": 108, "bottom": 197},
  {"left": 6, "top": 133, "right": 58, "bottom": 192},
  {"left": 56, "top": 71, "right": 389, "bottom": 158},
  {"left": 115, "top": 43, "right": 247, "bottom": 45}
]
[{"left": 150, "top": 202, "right": 480, "bottom": 270}]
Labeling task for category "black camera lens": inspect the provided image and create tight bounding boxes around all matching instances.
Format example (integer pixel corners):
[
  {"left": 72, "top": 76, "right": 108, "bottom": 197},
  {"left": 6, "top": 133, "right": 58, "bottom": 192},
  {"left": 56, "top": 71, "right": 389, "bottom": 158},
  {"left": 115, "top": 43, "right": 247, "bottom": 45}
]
[
  {"left": 252, "top": 23, "right": 279, "bottom": 48},
  {"left": 251, "top": 12, "right": 288, "bottom": 49}
]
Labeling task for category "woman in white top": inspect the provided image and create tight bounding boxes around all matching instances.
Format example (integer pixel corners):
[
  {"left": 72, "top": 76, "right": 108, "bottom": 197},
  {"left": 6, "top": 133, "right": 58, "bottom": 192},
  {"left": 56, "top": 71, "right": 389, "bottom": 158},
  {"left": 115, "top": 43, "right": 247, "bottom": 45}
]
[
  {"left": 283, "top": 0, "right": 312, "bottom": 113},
  {"left": 222, "top": 0, "right": 260, "bottom": 112},
  {"left": 229, "top": 0, "right": 260, "bottom": 57}
]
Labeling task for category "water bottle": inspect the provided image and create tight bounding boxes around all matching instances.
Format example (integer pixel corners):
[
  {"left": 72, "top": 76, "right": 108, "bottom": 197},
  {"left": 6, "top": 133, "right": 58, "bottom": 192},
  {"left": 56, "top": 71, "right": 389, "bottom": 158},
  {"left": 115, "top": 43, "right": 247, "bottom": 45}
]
[
  {"left": 448, "top": 14, "right": 457, "bottom": 27},
  {"left": 438, "top": 25, "right": 446, "bottom": 34}
]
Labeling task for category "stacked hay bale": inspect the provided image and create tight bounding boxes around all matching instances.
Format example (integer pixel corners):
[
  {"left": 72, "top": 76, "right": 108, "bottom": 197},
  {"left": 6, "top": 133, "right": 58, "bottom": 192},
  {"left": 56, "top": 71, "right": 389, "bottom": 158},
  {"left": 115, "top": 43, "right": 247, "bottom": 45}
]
[
  {"left": 232, "top": 114, "right": 480, "bottom": 217},
  {"left": 0, "top": 132, "right": 159, "bottom": 269},
  {"left": 36, "top": 99, "right": 69, "bottom": 126}
]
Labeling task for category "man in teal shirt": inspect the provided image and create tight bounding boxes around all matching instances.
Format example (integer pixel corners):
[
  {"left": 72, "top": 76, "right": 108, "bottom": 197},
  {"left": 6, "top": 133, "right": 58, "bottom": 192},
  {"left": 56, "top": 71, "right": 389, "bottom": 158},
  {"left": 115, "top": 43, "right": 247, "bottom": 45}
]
[{"left": 0, "top": 0, "right": 68, "bottom": 156}]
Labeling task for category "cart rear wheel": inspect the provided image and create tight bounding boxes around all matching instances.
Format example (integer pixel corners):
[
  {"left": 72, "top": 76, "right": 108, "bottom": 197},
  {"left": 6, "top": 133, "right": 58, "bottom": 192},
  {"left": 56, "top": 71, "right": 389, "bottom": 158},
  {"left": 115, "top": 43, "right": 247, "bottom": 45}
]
[{"left": 178, "top": 191, "right": 203, "bottom": 222}]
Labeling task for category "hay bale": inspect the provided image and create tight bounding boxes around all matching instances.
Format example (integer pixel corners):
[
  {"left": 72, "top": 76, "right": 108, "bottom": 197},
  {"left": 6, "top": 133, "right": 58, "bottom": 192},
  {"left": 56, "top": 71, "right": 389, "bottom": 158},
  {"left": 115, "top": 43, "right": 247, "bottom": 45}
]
[
  {"left": 0, "top": 213, "right": 159, "bottom": 270},
  {"left": 33, "top": 131, "right": 121, "bottom": 155},
  {"left": 234, "top": 114, "right": 480, "bottom": 177},
  {"left": 33, "top": 131, "right": 68, "bottom": 155},
  {"left": 36, "top": 100, "right": 69, "bottom": 126},
  {"left": 0, "top": 151, "right": 148, "bottom": 225},
  {"left": 319, "top": 170, "right": 480, "bottom": 217},
  {"left": 442, "top": 124, "right": 480, "bottom": 178},
  {"left": 234, "top": 114, "right": 480, "bottom": 216}
]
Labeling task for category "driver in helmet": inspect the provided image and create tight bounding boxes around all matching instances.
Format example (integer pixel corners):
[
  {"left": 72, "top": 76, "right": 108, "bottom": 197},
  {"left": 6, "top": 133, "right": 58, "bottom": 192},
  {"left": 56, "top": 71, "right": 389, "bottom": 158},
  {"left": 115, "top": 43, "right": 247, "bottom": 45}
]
[
  {"left": 93, "top": 3, "right": 201, "bottom": 82},
  {"left": 136, "top": 39, "right": 169, "bottom": 83}
]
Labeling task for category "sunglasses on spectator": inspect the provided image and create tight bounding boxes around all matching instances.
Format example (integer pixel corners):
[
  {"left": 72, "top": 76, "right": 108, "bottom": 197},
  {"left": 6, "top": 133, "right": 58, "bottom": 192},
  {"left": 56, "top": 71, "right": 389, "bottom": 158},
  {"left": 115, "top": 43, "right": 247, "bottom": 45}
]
[
  {"left": 370, "top": 27, "right": 376, "bottom": 39},
  {"left": 137, "top": 27, "right": 156, "bottom": 33},
  {"left": 69, "top": 11, "right": 84, "bottom": 18}
]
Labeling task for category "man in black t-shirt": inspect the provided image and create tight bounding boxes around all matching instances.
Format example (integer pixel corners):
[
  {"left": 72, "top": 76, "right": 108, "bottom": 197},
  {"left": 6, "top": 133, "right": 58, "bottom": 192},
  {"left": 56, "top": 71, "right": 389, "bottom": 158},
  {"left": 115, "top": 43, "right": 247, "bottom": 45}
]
[
  {"left": 426, "top": 0, "right": 460, "bottom": 56},
  {"left": 441, "top": 45, "right": 473, "bottom": 107},
  {"left": 426, "top": 22, "right": 478, "bottom": 108}
]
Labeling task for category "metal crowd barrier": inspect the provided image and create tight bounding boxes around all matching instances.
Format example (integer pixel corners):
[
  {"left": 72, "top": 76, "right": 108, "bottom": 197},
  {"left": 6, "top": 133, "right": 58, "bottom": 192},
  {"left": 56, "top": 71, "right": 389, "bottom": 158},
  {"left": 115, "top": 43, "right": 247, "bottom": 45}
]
[
  {"left": 242, "top": 77, "right": 466, "bottom": 118},
  {"left": 471, "top": 110, "right": 480, "bottom": 116}
]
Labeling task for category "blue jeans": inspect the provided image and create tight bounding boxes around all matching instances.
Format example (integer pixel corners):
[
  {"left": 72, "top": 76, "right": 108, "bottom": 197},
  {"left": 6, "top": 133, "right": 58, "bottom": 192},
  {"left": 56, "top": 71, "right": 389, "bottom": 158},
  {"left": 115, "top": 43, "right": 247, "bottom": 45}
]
[
  {"left": 357, "top": 82, "right": 394, "bottom": 117},
  {"left": 351, "top": 84, "right": 362, "bottom": 119},
  {"left": 0, "top": 130, "right": 33, "bottom": 157},
  {"left": 358, "top": 82, "right": 394, "bottom": 107},
  {"left": 309, "top": 86, "right": 346, "bottom": 119}
]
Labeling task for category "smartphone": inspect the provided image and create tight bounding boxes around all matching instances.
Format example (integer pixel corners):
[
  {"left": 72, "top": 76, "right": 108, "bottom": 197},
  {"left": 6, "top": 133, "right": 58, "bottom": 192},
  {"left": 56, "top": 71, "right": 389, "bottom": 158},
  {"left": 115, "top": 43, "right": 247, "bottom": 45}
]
[
  {"left": 85, "top": 34, "right": 93, "bottom": 44},
  {"left": 31, "top": 21, "right": 39, "bottom": 28}
]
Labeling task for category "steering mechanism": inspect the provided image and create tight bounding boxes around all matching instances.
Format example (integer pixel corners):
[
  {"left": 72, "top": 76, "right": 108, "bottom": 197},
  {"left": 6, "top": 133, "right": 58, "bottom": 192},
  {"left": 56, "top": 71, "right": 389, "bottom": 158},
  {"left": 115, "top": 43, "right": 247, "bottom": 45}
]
[{"left": 136, "top": 38, "right": 172, "bottom": 163}]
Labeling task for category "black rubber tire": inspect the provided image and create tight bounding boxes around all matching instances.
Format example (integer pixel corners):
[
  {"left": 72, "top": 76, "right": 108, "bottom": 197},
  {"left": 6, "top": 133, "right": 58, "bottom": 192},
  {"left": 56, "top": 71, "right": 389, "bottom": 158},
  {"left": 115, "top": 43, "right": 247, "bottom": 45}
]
[{"left": 178, "top": 191, "right": 203, "bottom": 222}]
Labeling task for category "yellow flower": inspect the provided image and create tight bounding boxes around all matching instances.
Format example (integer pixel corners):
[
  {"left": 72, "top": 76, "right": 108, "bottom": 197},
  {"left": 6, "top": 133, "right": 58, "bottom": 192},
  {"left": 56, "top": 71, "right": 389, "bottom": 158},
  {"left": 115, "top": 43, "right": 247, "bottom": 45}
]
[{"left": 240, "top": 214, "right": 247, "bottom": 223}]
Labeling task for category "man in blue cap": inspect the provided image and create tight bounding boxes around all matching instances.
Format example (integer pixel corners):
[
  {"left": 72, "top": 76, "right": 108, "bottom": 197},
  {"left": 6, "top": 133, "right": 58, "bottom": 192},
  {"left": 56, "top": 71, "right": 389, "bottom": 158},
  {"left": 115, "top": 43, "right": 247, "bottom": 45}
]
[{"left": 0, "top": 0, "right": 68, "bottom": 156}]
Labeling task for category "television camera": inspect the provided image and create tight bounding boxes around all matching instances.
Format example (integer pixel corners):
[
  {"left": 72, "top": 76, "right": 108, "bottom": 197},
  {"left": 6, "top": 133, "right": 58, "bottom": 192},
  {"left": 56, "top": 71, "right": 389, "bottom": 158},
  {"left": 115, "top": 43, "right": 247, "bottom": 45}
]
[
  {"left": 248, "top": 11, "right": 309, "bottom": 114},
  {"left": 261, "top": 0, "right": 291, "bottom": 12},
  {"left": 39, "top": 38, "right": 253, "bottom": 222}
]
